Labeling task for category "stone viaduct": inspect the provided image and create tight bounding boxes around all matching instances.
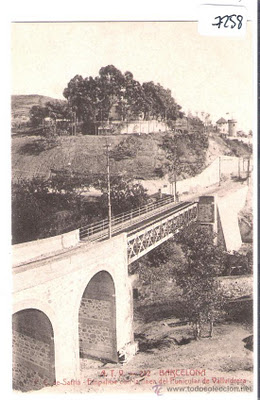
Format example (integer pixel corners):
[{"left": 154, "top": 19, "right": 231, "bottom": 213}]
[
  {"left": 13, "top": 233, "right": 136, "bottom": 391},
  {"left": 12, "top": 185, "right": 249, "bottom": 392}
]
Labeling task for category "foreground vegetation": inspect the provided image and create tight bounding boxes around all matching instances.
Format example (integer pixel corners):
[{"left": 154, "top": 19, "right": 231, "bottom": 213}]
[
  {"left": 130, "top": 223, "right": 253, "bottom": 340},
  {"left": 12, "top": 174, "right": 148, "bottom": 244}
]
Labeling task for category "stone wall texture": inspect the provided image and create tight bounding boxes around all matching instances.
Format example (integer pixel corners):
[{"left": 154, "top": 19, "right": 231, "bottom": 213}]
[
  {"left": 78, "top": 273, "right": 117, "bottom": 362},
  {"left": 79, "top": 298, "right": 111, "bottom": 321},
  {"left": 12, "top": 330, "right": 55, "bottom": 392}
]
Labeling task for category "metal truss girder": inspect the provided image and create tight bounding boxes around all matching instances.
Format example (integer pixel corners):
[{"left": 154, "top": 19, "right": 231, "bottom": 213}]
[{"left": 127, "top": 203, "right": 198, "bottom": 264}]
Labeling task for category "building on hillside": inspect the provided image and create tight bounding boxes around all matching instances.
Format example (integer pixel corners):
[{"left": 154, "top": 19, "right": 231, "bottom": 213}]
[
  {"left": 216, "top": 117, "right": 228, "bottom": 134},
  {"left": 216, "top": 117, "right": 238, "bottom": 136}
]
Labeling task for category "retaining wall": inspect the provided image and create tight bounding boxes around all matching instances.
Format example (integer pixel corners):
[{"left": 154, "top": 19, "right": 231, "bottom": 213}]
[
  {"left": 217, "top": 186, "right": 248, "bottom": 251},
  {"left": 137, "top": 156, "right": 250, "bottom": 196}
]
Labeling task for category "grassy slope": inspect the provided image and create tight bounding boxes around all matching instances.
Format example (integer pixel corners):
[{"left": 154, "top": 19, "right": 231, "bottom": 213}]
[
  {"left": 12, "top": 134, "right": 163, "bottom": 181},
  {"left": 11, "top": 132, "right": 252, "bottom": 182}
]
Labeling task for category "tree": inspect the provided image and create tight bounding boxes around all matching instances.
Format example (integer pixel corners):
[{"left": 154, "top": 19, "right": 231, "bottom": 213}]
[
  {"left": 142, "top": 81, "right": 162, "bottom": 120},
  {"left": 29, "top": 105, "right": 48, "bottom": 127},
  {"left": 11, "top": 175, "right": 95, "bottom": 244},
  {"left": 110, "top": 136, "right": 142, "bottom": 161},
  {"left": 175, "top": 223, "right": 226, "bottom": 339},
  {"left": 45, "top": 101, "right": 69, "bottom": 120},
  {"left": 160, "top": 130, "right": 209, "bottom": 179},
  {"left": 63, "top": 69, "right": 124, "bottom": 134},
  {"left": 97, "top": 176, "right": 148, "bottom": 217},
  {"left": 159, "top": 133, "right": 184, "bottom": 176},
  {"left": 45, "top": 101, "right": 73, "bottom": 135},
  {"left": 224, "top": 249, "right": 253, "bottom": 276},
  {"left": 62, "top": 66, "right": 184, "bottom": 134},
  {"left": 29, "top": 101, "right": 72, "bottom": 135},
  {"left": 141, "top": 81, "right": 183, "bottom": 121},
  {"left": 12, "top": 178, "right": 50, "bottom": 243},
  {"left": 63, "top": 74, "right": 87, "bottom": 122},
  {"left": 129, "top": 239, "right": 186, "bottom": 287},
  {"left": 116, "top": 72, "right": 147, "bottom": 121}
]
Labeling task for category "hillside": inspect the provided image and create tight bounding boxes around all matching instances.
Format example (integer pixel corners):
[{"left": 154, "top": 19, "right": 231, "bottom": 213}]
[
  {"left": 11, "top": 133, "right": 252, "bottom": 183},
  {"left": 11, "top": 94, "right": 66, "bottom": 120},
  {"left": 12, "top": 135, "right": 161, "bottom": 181}
]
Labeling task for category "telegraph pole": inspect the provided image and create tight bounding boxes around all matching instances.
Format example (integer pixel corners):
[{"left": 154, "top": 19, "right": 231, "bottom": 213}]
[
  {"left": 238, "top": 157, "right": 241, "bottom": 179},
  {"left": 218, "top": 156, "right": 221, "bottom": 186},
  {"left": 173, "top": 144, "right": 177, "bottom": 201},
  {"left": 173, "top": 169, "right": 177, "bottom": 200},
  {"left": 105, "top": 140, "right": 112, "bottom": 239},
  {"left": 247, "top": 157, "right": 250, "bottom": 185},
  {"left": 73, "top": 111, "right": 77, "bottom": 135}
]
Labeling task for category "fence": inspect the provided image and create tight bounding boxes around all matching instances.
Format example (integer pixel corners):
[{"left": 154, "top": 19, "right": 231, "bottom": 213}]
[{"left": 79, "top": 195, "right": 176, "bottom": 241}]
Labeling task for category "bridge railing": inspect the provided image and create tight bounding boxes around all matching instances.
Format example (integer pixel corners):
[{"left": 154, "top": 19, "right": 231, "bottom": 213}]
[{"left": 79, "top": 195, "right": 176, "bottom": 241}]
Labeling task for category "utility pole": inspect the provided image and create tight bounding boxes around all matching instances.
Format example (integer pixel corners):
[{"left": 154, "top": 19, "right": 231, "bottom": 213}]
[
  {"left": 173, "top": 169, "right": 177, "bottom": 201},
  {"left": 73, "top": 111, "right": 77, "bottom": 135},
  {"left": 173, "top": 144, "right": 177, "bottom": 201},
  {"left": 247, "top": 157, "right": 250, "bottom": 185},
  {"left": 105, "top": 140, "right": 112, "bottom": 239},
  {"left": 218, "top": 156, "right": 221, "bottom": 186}
]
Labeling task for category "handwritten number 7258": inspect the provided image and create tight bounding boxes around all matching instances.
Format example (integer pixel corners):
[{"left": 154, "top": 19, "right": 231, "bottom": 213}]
[{"left": 212, "top": 15, "right": 243, "bottom": 30}]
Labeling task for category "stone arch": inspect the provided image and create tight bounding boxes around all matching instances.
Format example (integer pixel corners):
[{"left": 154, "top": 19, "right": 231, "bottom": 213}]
[
  {"left": 78, "top": 270, "right": 117, "bottom": 363},
  {"left": 12, "top": 308, "right": 55, "bottom": 392},
  {"left": 13, "top": 298, "right": 57, "bottom": 327}
]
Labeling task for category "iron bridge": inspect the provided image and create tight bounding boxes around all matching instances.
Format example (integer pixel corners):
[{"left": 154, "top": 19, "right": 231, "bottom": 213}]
[
  {"left": 80, "top": 197, "right": 198, "bottom": 264},
  {"left": 127, "top": 202, "right": 198, "bottom": 263}
]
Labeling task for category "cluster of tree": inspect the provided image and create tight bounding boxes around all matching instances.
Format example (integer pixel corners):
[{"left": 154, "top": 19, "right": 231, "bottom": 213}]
[
  {"left": 12, "top": 174, "right": 148, "bottom": 244},
  {"left": 27, "top": 65, "right": 181, "bottom": 135},
  {"left": 30, "top": 101, "right": 72, "bottom": 126},
  {"left": 29, "top": 66, "right": 217, "bottom": 137},
  {"left": 63, "top": 66, "right": 183, "bottom": 129},
  {"left": 29, "top": 101, "right": 73, "bottom": 135},
  {"left": 12, "top": 176, "right": 86, "bottom": 243},
  {"left": 130, "top": 223, "right": 251, "bottom": 340}
]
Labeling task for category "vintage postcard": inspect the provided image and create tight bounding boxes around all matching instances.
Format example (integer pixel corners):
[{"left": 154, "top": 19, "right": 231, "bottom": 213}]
[{"left": 10, "top": 7, "right": 256, "bottom": 399}]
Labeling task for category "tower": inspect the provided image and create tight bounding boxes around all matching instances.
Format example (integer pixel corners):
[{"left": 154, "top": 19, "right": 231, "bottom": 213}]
[{"left": 228, "top": 119, "right": 237, "bottom": 136}]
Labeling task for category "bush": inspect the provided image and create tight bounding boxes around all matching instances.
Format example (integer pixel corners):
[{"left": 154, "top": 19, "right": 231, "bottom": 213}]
[
  {"left": 110, "top": 136, "right": 142, "bottom": 161},
  {"left": 160, "top": 131, "right": 209, "bottom": 178}
]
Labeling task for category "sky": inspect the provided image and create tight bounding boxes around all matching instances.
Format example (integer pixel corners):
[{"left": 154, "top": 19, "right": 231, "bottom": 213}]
[{"left": 11, "top": 21, "right": 253, "bottom": 131}]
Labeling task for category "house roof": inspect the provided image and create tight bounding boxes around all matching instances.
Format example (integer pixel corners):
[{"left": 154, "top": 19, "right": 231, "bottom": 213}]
[{"left": 216, "top": 117, "right": 227, "bottom": 124}]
